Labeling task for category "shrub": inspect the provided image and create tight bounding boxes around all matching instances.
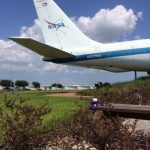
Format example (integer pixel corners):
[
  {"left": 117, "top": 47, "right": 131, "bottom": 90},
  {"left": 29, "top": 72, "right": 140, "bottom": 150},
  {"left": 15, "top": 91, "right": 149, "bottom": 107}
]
[
  {"left": 0, "top": 95, "right": 51, "bottom": 150},
  {"left": 55, "top": 106, "right": 149, "bottom": 149},
  {"left": 77, "top": 82, "right": 150, "bottom": 105}
]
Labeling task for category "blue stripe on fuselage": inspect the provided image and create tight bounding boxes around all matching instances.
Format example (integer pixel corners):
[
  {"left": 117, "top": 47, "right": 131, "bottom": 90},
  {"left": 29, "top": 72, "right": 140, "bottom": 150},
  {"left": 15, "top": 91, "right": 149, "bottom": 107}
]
[{"left": 43, "top": 47, "right": 150, "bottom": 63}]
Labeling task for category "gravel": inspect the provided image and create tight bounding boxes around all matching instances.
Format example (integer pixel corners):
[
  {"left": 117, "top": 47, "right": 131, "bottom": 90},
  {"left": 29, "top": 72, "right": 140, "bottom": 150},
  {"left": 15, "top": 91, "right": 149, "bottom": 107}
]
[{"left": 37, "top": 136, "right": 98, "bottom": 150}]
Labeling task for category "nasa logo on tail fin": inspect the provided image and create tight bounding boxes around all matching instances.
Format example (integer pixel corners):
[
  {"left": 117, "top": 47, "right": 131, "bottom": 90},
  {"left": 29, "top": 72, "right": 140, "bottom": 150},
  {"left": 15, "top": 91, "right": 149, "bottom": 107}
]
[{"left": 44, "top": 19, "right": 66, "bottom": 31}]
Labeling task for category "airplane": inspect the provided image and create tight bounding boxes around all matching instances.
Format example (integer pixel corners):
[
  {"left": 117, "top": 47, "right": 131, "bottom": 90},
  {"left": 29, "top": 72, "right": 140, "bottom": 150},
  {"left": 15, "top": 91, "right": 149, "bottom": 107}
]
[{"left": 9, "top": 0, "right": 150, "bottom": 77}]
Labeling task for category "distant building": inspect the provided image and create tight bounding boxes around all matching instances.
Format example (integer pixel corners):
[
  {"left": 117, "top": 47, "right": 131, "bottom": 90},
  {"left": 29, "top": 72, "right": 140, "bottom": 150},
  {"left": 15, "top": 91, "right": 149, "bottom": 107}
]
[
  {"left": 0, "top": 86, "right": 3, "bottom": 91},
  {"left": 26, "top": 85, "right": 50, "bottom": 91},
  {"left": 64, "top": 85, "right": 94, "bottom": 90},
  {"left": 40, "top": 85, "right": 50, "bottom": 90},
  {"left": 39, "top": 85, "right": 94, "bottom": 91},
  {"left": 0, "top": 85, "right": 94, "bottom": 91}
]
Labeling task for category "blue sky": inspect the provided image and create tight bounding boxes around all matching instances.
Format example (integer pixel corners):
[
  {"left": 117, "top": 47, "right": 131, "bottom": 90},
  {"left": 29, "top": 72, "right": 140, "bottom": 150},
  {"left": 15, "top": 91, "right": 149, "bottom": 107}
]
[
  {"left": 0, "top": 0, "right": 150, "bottom": 85},
  {"left": 1, "top": 0, "right": 150, "bottom": 40}
]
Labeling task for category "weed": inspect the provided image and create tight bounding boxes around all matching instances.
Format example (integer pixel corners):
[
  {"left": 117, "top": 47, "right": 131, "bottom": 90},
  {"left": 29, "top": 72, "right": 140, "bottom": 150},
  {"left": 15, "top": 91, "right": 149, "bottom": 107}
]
[{"left": 0, "top": 95, "right": 51, "bottom": 150}]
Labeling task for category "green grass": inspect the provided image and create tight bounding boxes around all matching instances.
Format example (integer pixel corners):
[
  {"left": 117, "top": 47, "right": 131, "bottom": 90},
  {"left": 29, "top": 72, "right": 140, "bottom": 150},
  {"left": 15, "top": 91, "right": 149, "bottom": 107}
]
[
  {"left": 77, "top": 76, "right": 150, "bottom": 96},
  {"left": 0, "top": 90, "right": 88, "bottom": 127},
  {"left": 110, "top": 77, "right": 150, "bottom": 90},
  {"left": 1, "top": 76, "right": 149, "bottom": 127}
]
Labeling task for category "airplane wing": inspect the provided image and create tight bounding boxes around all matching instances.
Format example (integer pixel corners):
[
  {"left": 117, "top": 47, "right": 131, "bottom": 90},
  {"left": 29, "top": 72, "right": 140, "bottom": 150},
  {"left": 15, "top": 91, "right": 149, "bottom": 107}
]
[{"left": 9, "top": 37, "right": 75, "bottom": 58}]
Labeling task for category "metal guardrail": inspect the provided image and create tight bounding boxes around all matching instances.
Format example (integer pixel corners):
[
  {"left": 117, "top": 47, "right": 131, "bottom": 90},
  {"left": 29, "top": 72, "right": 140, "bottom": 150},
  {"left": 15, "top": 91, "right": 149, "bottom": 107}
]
[{"left": 95, "top": 103, "right": 150, "bottom": 120}]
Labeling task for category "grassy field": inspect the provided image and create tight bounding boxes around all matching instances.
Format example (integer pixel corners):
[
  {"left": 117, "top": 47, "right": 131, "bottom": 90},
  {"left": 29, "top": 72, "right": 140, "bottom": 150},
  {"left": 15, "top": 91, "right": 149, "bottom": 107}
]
[
  {"left": 110, "top": 76, "right": 150, "bottom": 90},
  {"left": 77, "top": 76, "right": 150, "bottom": 96},
  {"left": 1, "top": 77, "right": 150, "bottom": 126},
  {"left": 0, "top": 90, "right": 88, "bottom": 127}
]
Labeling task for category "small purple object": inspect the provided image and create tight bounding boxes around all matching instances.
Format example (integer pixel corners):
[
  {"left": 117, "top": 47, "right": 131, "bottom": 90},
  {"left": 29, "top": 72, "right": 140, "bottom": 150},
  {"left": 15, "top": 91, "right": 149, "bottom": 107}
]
[
  {"left": 90, "top": 101, "right": 99, "bottom": 110},
  {"left": 89, "top": 98, "right": 103, "bottom": 110}
]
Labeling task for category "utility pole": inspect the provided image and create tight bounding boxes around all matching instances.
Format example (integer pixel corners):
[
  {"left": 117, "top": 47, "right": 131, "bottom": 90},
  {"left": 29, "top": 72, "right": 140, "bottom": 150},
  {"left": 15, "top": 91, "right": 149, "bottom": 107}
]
[
  {"left": 10, "top": 61, "right": 15, "bottom": 93},
  {"left": 134, "top": 71, "right": 137, "bottom": 80}
]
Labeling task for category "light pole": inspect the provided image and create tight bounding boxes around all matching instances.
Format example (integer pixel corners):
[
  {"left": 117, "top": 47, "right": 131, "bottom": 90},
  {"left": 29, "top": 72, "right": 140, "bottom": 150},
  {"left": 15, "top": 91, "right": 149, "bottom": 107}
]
[{"left": 10, "top": 61, "right": 14, "bottom": 92}]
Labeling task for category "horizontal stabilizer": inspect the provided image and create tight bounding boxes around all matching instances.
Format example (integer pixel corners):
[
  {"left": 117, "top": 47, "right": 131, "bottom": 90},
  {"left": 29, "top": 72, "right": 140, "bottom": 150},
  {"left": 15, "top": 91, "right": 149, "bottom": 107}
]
[{"left": 9, "top": 37, "right": 74, "bottom": 58}]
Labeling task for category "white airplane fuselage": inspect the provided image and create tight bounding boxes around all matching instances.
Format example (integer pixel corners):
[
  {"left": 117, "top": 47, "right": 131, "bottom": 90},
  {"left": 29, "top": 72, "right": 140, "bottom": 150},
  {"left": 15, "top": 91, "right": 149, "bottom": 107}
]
[{"left": 47, "top": 39, "right": 150, "bottom": 72}]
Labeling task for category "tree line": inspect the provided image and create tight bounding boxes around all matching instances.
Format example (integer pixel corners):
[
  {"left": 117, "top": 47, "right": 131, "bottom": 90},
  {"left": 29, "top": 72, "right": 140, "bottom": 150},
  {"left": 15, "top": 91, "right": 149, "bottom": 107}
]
[
  {"left": 0, "top": 80, "right": 64, "bottom": 90},
  {"left": 0, "top": 80, "right": 38, "bottom": 90}
]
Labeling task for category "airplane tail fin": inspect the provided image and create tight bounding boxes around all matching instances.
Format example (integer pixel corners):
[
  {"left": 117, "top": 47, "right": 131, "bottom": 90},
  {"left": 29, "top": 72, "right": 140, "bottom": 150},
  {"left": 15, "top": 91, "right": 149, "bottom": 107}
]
[{"left": 33, "top": 0, "right": 100, "bottom": 52}]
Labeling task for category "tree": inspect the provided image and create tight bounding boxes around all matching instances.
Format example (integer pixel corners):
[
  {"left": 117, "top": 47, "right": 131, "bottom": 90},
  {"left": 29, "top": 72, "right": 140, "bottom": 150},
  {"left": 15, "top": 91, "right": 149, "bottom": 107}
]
[
  {"left": 15, "top": 80, "right": 29, "bottom": 90},
  {"left": 94, "top": 82, "right": 103, "bottom": 89},
  {"left": 51, "top": 83, "right": 64, "bottom": 89},
  {"left": 51, "top": 83, "right": 57, "bottom": 87},
  {"left": 57, "top": 84, "right": 64, "bottom": 89},
  {"left": 0, "top": 80, "right": 14, "bottom": 90},
  {"left": 32, "top": 82, "right": 40, "bottom": 89}
]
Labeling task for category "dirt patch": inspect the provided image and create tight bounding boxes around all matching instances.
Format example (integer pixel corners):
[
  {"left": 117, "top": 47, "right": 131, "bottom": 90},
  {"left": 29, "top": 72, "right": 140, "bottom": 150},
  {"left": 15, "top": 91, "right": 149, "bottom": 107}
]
[{"left": 48, "top": 92, "right": 90, "bottom": 98}]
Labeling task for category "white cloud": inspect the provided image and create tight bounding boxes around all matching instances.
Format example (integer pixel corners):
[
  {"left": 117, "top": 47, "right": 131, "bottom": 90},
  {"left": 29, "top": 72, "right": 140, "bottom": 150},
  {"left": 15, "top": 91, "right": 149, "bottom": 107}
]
[
  {"left": 0, "top": 40, "right": 15, "bottom": 49},
  {"left": 137, "top": 12, "right": 143, "bottom": 20},
  {"left": 42, "top": 63, "right": 67, "bottom": 73},
  {"left": 75, "top": 5, "right": 143, "bottom": 43},
  {"left": 20, "top": 19, "right": 44, "bottom": 42},
  {"left": 134, "top": 35, "right": 141, "bottom": 40}
]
